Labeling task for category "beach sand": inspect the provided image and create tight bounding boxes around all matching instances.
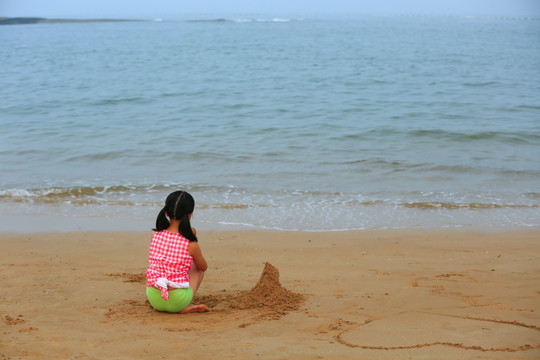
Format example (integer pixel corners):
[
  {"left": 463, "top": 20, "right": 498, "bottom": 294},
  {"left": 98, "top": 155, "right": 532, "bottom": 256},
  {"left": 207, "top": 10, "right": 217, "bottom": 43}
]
[{"left": 1, "top": 229, "right": 539, "bottom": 359}]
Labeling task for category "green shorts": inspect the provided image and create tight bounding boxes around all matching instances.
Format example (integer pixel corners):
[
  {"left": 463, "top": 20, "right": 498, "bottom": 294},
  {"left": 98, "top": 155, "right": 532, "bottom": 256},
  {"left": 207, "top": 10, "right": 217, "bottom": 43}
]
[{"left": 146, "top": 286, "right": 193, "bottom": 313}]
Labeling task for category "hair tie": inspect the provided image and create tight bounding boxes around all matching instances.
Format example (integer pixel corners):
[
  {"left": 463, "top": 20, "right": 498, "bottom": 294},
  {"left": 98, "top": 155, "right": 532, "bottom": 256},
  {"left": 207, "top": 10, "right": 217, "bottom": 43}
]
[{"left": 163, "top": 206, "right": 170, "bottom": 221}]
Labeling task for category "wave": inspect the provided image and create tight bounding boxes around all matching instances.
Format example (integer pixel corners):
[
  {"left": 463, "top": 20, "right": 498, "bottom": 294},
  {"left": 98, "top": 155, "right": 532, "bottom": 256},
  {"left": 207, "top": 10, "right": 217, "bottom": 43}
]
[
  {"left": 335, "top": 128, "right": 540, "bottom": 145},
  {"left": 0, "top": 184, "right": 160, "bottom": 201},
  {"left": 91, "top": 96, "right": 152, "bottom": 106},
  {"left": 402, "top": 202, "right": 538, "bottom": 210},
  {"left": 462, "top": 81, "right": 498, "bottom": 87},
  {"left": 185, "top": 18, "right": 301, "bottom": 23},
  {"left": 0, "top": 183, "right": 256, "bottom": 202},
  {"left": 336, "top": 158, "right": 540, "bottom": 177},
  {"left": 518, "top": 104, "right": 540, "bottom": 111},
  {"left": 1, "top": 185, "right": 538, "bottom": 211},
  {"left": 524, "top": 192, "right": 540, "bottom": 199},
  {"left": 404, "top": 129, "right": 540, "bottom": 144}
]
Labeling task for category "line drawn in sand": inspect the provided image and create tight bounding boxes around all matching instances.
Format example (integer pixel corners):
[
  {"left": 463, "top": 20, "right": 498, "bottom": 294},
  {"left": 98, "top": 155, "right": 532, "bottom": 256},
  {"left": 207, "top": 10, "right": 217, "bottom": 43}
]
[{"left": 332, "top": 311, "right": 540, "bottom": 352}]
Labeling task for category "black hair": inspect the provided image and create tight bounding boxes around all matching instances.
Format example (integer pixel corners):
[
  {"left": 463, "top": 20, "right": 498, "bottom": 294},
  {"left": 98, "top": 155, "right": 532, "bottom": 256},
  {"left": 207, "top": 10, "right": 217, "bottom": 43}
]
[{"left": 153, "top": 190, "right": 198, "bottom": 242}]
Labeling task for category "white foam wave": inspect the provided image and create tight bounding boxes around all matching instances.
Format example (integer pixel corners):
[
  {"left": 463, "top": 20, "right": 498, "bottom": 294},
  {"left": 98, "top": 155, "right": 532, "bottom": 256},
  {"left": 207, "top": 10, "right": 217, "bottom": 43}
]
[{"left": 230, "top": 18, "right": 298, "bottom": 23}]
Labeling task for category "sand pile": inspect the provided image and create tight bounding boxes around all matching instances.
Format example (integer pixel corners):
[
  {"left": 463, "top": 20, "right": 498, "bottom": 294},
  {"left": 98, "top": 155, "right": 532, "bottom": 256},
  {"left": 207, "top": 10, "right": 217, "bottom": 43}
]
[
  {"left": 192, "top": 262, "right": 305, "bottom": 323},
  {"left": 230, "top": 262, "right": 304, "bottom": 316}
]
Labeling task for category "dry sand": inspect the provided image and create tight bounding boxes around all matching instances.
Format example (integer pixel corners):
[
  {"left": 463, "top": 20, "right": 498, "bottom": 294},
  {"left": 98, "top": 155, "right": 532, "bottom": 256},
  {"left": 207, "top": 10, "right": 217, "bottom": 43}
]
[{"left": 1, "top": 229, "right": 539, "bottom": 359}]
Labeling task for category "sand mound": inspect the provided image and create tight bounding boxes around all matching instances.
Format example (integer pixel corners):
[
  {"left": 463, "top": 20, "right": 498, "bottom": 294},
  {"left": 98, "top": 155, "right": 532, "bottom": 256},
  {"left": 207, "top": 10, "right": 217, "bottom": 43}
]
[
  {"left": 191, "top": 262, "right": 305, "bottom": 324},
  {"left": 230, "top": 262, "right": 304, "bottom": 315}
]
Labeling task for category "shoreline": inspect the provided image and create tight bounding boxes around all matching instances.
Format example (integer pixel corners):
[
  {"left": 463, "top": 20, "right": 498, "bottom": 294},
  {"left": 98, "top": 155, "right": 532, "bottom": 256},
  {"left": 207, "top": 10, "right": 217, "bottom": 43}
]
[
  {"left": 0, "top": 17, "right": 145, "bottom": 25},
  {"left": 2, "top": 212, "right": 539, "bottom": 234},
  {"left": 1, "top": 229, "right": 539, "bottom": 359}
]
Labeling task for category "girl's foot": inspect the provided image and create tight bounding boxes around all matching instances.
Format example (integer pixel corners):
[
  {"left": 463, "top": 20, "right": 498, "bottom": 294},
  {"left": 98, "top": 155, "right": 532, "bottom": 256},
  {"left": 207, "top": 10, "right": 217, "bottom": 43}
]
[{"left": 180, "top": 304, "right": 211, "bottom": 314}]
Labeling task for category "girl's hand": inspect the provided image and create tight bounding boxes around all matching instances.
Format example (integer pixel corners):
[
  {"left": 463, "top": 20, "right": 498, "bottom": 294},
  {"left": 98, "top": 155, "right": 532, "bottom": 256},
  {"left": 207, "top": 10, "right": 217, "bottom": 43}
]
[{"left": 192, "top": 227, "right": 197, "bottom": 236}]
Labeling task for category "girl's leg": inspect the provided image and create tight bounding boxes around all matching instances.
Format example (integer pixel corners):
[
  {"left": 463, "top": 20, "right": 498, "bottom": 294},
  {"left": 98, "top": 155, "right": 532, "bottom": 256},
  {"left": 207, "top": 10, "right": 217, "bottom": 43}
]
[
  {"left": 180, "top": 262, "right": 210, "bottom": 314},
  {"left": 187, "top": 261, "right": 205, "bottom": 295}
]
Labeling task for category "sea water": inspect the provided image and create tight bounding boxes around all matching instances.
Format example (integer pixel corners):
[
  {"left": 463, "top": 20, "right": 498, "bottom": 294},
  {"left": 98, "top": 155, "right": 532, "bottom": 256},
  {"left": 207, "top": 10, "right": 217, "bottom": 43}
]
[{"left": 1, "top": 15, "right": 539, "bottom": 232}]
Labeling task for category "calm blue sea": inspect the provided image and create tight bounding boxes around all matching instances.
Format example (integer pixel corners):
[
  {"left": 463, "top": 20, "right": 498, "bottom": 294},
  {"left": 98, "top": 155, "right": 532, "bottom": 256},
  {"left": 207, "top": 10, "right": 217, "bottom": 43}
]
[{"left": 1, "top": 15, "right": 539, "bottom": 232}]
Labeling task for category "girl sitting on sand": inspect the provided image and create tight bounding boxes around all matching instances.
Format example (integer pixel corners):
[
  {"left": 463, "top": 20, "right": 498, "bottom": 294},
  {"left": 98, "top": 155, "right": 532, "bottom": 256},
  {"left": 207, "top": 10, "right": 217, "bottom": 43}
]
[{"left": 146, "top": 191, "right": 211, "bottom": 314}]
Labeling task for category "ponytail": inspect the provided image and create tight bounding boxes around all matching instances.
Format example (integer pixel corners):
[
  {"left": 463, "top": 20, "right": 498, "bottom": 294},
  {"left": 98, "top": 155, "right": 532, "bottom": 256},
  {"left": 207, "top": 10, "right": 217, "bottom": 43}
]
[
  {"left": 153, "top": 207, "right": 170, "bottom": 232},
  {"left": 179, "top": 213, "right": 198, "bottom": 242}
]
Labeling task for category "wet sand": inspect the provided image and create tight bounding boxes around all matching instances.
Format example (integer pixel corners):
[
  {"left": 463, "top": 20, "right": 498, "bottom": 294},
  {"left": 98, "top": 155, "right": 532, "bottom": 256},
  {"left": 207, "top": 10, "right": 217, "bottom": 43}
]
[{"left": 1, "top": 229, "right": 539, "bottom": 359}]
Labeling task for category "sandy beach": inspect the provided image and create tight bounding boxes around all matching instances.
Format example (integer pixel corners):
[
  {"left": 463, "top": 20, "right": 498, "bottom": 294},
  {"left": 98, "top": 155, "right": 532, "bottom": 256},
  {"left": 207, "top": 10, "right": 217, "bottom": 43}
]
[{"left": 1, "top": 229, "right": 539, "bottom": 359}]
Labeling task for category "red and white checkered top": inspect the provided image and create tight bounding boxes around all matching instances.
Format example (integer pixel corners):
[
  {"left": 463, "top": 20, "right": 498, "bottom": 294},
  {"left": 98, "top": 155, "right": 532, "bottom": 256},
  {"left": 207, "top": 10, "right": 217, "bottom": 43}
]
[{"left": 146, "top": 230, "right": 192, "bottom": 296}]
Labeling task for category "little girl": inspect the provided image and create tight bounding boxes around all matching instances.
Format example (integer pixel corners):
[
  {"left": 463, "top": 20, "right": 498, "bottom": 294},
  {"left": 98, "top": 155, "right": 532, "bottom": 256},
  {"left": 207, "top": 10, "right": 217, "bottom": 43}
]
[{"left": 146, "top": 190, "right": 211, "bottom": 313}]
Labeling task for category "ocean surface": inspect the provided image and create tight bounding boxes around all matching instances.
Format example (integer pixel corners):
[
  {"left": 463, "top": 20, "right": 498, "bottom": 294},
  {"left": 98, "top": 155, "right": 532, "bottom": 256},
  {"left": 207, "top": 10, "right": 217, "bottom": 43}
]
[{"left": 1, "top": 14, "right": 539, "bottom": 232}]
